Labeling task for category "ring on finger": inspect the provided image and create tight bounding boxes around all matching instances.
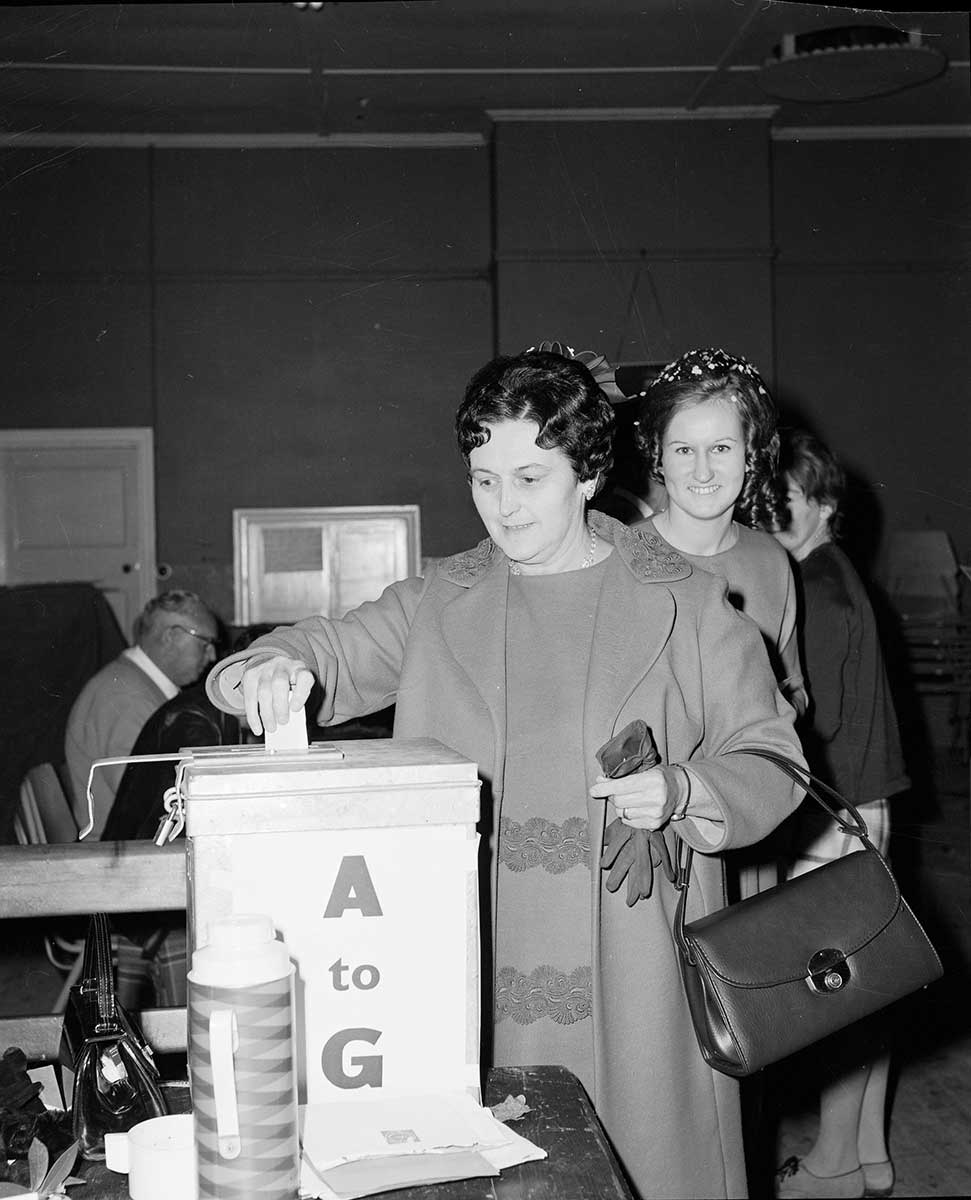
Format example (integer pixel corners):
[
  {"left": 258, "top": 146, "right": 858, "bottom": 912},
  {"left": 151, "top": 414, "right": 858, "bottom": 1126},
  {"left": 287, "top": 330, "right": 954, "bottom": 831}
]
[{"left": 620, "top": 806, "right": 628, "bottom": 820}]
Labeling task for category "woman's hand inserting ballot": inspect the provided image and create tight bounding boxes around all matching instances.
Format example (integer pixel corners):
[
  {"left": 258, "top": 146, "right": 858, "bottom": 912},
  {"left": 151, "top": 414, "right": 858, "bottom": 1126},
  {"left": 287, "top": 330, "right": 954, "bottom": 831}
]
[{"left": 240, "top": 655, "right": 315, "bottom": 736}]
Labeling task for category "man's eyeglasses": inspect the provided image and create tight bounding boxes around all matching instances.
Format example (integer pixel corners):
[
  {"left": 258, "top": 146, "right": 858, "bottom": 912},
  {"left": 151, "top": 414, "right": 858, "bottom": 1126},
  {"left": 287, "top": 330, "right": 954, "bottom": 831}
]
[{"left": 171, "top": 624, "right": 218, "bottom": 650}]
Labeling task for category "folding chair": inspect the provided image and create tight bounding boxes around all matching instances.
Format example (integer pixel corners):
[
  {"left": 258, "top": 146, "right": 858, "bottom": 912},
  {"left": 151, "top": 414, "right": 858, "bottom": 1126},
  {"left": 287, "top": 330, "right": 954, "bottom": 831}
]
[{"left": 12, "top": 764, "right": 89, "bottom": 1010}]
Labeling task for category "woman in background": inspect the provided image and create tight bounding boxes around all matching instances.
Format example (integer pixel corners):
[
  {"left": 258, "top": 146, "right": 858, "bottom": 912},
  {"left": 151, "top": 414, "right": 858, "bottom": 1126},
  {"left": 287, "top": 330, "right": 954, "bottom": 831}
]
[
  {"left": 773, "top": 429, "right": 909, "bottom": 1200},
  {"left": 207, "top": 349, "right": 805, "bottom": 1199},
  {"left": 633, "top": 348, "right": 803, "bottom": 709},
  {"left": 633, "top": 348, "right": 806, "bottom": 898}
]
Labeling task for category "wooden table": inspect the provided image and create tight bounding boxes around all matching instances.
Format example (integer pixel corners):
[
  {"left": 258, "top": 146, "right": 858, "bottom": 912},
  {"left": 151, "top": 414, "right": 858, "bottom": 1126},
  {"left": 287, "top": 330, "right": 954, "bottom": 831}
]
[{"left": 47, "top": 1066, "right": 635, "bottom": 1199}]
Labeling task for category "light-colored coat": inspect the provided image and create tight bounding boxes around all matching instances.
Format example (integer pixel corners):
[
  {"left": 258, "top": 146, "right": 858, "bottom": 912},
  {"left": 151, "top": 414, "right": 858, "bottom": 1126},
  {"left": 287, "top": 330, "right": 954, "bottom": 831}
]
[
  {"left": 65, "top": 652, "right": 169, "bottom": 838},
  {"left": 209, "top": 513, "right": 805, "bottom": 1199}
]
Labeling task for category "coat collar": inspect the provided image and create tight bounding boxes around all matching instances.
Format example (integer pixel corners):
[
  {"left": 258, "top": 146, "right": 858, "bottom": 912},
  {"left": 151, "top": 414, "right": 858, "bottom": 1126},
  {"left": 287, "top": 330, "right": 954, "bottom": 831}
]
[
  {"left": 435, "top": 510, "right": 689, "bottom": 822},
  {"left": 437, "top": 509, "right": 692, "bottom": 588}
]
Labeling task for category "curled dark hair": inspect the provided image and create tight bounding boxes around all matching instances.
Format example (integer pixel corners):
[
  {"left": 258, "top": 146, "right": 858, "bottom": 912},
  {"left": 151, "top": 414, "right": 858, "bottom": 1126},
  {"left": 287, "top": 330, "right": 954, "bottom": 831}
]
[
  {"left": 633, "top": 348, "right": 787, "bottom": 531},
  {"left": 778, "top": 428, "right": 846, "bottom": 540},
  {"left": 455, "top": 351, "right": 614, "bottom": 488}
]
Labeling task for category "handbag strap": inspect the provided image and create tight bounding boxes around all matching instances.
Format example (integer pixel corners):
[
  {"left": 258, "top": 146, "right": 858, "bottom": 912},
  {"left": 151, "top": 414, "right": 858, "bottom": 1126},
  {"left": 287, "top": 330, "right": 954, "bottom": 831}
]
[
  {"left": 672, "top": 750, "right": 878, "bottom": 960},
  {"left": 728, "top": 749, "right": 872, "bottom": 843},
  {"left": 81, "top": 912, "right": 117, "bottom": 1032}
]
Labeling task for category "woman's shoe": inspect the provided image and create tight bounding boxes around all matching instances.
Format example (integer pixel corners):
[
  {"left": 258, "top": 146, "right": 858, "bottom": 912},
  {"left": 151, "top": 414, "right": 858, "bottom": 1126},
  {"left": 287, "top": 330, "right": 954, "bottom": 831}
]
[
  {"left": 861, "top": 1160, "right": 894, "bottom": 1197},
  {"left": 775, "top": 1156, "right": 865, "bottom": 1198}
]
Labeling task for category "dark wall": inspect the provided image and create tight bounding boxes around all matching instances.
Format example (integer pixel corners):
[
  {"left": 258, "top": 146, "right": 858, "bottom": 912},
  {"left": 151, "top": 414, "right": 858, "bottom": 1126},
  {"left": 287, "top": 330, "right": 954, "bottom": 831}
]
[
  {"left": 0, "top": 145, "right": 492, "bottom": 617},
  {"left": 1, "top": 126, "right": 968, "bottom": 620},
  {"left": 772, "top": 136, "right": 971, "bottom": 563},
  {"left": 494, "top": 120, "right": 774, "bottom": 375},
  {"left": 1, "top": 149, "right": 153, "bottom": 426}
]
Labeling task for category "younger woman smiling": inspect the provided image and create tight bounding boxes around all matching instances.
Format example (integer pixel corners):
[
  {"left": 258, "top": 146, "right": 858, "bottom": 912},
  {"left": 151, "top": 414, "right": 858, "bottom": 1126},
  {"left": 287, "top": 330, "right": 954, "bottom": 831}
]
[
  {"left": 634, "top": 349, "right": 806, "bottom": 901},
  {"left": 634, "top": 348, "right": 804, "bottom": 712}
]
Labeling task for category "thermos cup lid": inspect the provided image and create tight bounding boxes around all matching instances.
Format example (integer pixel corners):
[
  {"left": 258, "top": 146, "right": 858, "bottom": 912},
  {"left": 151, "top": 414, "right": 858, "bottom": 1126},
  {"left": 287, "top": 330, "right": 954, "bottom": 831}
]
[{"left": 189, "top": 913, "right": 292, "bottom": 987}]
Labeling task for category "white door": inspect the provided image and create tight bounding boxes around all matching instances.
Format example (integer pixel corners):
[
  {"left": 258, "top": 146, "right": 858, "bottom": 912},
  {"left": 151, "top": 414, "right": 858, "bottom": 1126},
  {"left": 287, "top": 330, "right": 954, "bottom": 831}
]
[{"left": 0, "top": 428, "right": 156, "bottom": 638}]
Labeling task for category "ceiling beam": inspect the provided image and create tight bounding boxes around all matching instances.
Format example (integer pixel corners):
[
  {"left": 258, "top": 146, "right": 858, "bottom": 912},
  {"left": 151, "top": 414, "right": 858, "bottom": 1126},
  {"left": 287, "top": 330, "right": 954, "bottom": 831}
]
[
  {"left": 0, "top": 131, "right": 487, "bottom": 148},
  {"left": 686, "top": 0, "right": 767, "bottom": 110},
  {"left": 487, "top": 106, "right": 776, "bottom": 123}
]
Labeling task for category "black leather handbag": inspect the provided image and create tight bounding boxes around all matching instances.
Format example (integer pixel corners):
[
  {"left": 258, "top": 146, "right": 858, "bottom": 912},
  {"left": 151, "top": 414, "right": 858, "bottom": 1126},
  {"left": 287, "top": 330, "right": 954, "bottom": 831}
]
[
  {"left": 673, "top": 750, "right": 943, "bottom": 1078},
  {"left": 59, "top": 913, "right": 168, "bottom": 1159}
]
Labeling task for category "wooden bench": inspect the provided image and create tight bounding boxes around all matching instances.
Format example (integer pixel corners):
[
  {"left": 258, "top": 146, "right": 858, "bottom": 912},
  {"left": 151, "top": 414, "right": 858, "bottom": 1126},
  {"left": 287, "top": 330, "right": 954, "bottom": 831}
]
[{"left": 0, "top": 840, "right": 188, "bottom": 1060}]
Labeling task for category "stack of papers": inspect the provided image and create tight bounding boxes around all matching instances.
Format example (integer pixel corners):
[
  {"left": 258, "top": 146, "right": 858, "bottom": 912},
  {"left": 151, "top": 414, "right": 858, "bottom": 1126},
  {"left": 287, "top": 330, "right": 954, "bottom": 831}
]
[{"left": 298, "top": 1091, "right": 546, "bottom": 1199}]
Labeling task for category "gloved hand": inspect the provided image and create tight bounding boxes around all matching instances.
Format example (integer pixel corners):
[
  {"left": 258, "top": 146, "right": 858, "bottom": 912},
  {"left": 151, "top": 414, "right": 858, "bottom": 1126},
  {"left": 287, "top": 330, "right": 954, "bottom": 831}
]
[{"left": 596, "top": 720, "right": 676, "bottom": 905}]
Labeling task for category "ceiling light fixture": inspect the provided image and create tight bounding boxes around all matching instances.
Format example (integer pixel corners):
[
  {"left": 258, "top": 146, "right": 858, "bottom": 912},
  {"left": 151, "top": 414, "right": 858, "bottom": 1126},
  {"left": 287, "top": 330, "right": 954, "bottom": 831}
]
[{"left": 758, "top": 25, "right": 948, "bottom": 103}]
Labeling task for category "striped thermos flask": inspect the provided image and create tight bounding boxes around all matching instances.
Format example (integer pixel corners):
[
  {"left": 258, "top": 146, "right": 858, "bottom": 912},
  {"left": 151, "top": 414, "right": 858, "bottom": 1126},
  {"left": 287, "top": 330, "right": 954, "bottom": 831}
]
[{"left": 188, "top": 915, "right": 299, "bottom": 1200}]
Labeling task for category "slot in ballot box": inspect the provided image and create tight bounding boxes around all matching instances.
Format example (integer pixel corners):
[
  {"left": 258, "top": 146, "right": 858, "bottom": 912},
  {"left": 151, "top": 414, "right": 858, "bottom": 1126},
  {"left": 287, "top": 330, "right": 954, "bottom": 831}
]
[{"left": 181, "top": 737, "right": 482, "bottom": 1106}]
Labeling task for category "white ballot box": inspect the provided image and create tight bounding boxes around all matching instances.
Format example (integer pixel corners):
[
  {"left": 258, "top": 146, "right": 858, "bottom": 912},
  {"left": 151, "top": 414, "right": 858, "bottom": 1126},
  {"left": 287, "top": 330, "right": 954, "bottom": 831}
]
[{"left": 181, "top": 737, "right": 481, "bottom": 1106}]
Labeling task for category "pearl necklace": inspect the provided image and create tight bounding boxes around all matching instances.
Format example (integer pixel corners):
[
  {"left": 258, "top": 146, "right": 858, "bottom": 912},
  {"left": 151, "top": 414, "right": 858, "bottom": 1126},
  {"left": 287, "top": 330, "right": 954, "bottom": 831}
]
[{"left": 509, "top": 527, "right": 598, "bottom": 576}]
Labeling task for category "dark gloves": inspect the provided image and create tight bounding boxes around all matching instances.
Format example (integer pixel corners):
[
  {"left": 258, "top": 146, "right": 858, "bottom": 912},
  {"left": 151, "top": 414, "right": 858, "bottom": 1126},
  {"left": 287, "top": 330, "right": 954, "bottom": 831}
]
[
  {"left": 596, "top": 719, "right": 677, "bottom": 906},
  {"left": 601, "top": 819, "right": 676, "bottom": 905},
  {"left": 0, "top": 1047, "right": 43, "bottom": 1116},
  {"left": 595, "top": 719, "right": 660, "bottom": 781},
  {"left": 0, "top": 1045, "right": 46, "bottom": 1159}
]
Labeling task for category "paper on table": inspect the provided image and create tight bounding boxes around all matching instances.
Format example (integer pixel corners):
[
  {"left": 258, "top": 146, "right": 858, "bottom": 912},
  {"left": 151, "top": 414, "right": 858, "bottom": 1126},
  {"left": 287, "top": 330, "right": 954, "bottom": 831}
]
[
  {"left": 478, "top": 1119, "right": 548, "bottom": 1172},
  {"left": 301, "top": 1149, "right": 498, "bottom": 1200},
  {"left": 302, "top": 1092, "right": 506, "bottom": 1168},
  {"left": 298, "top": 1092, "right": 546, "bottom": 1200}
]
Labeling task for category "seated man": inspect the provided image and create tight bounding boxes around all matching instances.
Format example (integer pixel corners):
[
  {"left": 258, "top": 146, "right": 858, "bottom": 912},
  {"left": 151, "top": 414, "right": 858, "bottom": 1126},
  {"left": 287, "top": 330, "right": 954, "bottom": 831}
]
[{"left": 65, "top": 590, "right": 219, "bottom": 839}]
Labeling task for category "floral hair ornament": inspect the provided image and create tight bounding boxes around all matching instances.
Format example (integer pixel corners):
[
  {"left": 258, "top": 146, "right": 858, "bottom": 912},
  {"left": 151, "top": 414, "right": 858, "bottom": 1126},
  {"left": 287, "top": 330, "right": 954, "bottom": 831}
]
[
  {"left": 652, "top": 347, "right": 769, "bottom": 398},
  {"left": 525, "top": 340, "right": 626, "bottom": 402}
]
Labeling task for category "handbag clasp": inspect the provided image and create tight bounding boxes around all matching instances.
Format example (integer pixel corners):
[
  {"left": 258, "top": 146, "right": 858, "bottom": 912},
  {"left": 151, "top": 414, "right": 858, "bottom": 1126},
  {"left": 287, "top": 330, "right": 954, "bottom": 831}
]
[{"left": 806, "top": 948, "right": 850, "bottom": 994}]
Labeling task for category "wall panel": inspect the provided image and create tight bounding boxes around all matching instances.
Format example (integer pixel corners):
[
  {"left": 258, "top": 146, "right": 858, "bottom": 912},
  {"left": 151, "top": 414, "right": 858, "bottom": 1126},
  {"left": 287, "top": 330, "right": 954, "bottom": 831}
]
[
  {"left": 155, "top": 277, "right": 491, "bottom": 614},
  {"left": 497, "top": 121, "right": 773, "bottom": 256},
  {"left": 775, "top": 265, "right": 970, "bottom": 558},
  {"left": 0, "top": 282, "right": 153, "bottom": 427},
  {"left": 773, "top": 139, "right": 971, "bottom": 266},
  {"left": 153, "top": 148, "right": 490, "bottom": 275},
  {"left": 0, "top": 149, "right": 150, "bottom": 276},
  {"left": 495, "top": 119, "right": 775, "bottom": 374},
  {"left": 772, "top": 138, "right": 971, "bottom": 561},
  {"left": 1, "top": 143, "right": 492, "bottom": 621},
  {"left": 497, "top": 259, "right": 773, "bottom": 379}
]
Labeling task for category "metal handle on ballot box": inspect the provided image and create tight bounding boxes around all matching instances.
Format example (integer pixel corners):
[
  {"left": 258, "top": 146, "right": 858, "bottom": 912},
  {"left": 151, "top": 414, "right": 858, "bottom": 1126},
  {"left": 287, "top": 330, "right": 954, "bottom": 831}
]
[
  {"left": 81, "top": 708, "right": 312, "bottom": 841},
  {"left": 81, "top": 754, "right": 185, "bottom": 841}
]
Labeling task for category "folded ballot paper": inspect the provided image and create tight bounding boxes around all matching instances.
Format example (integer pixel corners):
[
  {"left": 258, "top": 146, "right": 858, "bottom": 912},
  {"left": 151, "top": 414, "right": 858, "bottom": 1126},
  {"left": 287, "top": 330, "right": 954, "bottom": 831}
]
[{"left": 298, "top": 1092, "right": 546, "bottom": 1199}]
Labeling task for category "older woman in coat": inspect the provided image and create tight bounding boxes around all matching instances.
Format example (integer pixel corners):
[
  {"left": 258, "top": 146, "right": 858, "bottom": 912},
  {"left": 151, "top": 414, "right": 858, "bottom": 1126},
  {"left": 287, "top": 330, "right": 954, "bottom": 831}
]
[{"left": 208, "top": 350, "right": 805, "bottom": 1199}]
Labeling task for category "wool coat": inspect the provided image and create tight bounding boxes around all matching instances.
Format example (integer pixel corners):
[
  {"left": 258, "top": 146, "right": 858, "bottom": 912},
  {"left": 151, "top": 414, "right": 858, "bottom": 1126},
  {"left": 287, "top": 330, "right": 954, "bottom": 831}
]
[
  {"left": 209, "top": 512, "right": 805, "bottom": 1199},
  {"left": 65, "top": 652, "right": 169, "bottom": 838}
]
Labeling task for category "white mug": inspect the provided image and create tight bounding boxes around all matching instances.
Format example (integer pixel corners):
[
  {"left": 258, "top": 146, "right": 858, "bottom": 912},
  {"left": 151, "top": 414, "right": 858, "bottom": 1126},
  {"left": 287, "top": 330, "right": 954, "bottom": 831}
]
[{"left": 105, "top": 1113, "right": 199, "bottom": 1200}]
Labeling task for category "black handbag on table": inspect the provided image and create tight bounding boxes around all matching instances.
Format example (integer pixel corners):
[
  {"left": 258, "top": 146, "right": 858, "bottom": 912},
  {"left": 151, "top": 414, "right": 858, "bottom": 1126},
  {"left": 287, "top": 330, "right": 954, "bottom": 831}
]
[
  {"left": 59, "top": 913, "right": 168, "bottom": 1160},
  {"left": 673, "top": 749, "right": 943, "bottom": 1078}
]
